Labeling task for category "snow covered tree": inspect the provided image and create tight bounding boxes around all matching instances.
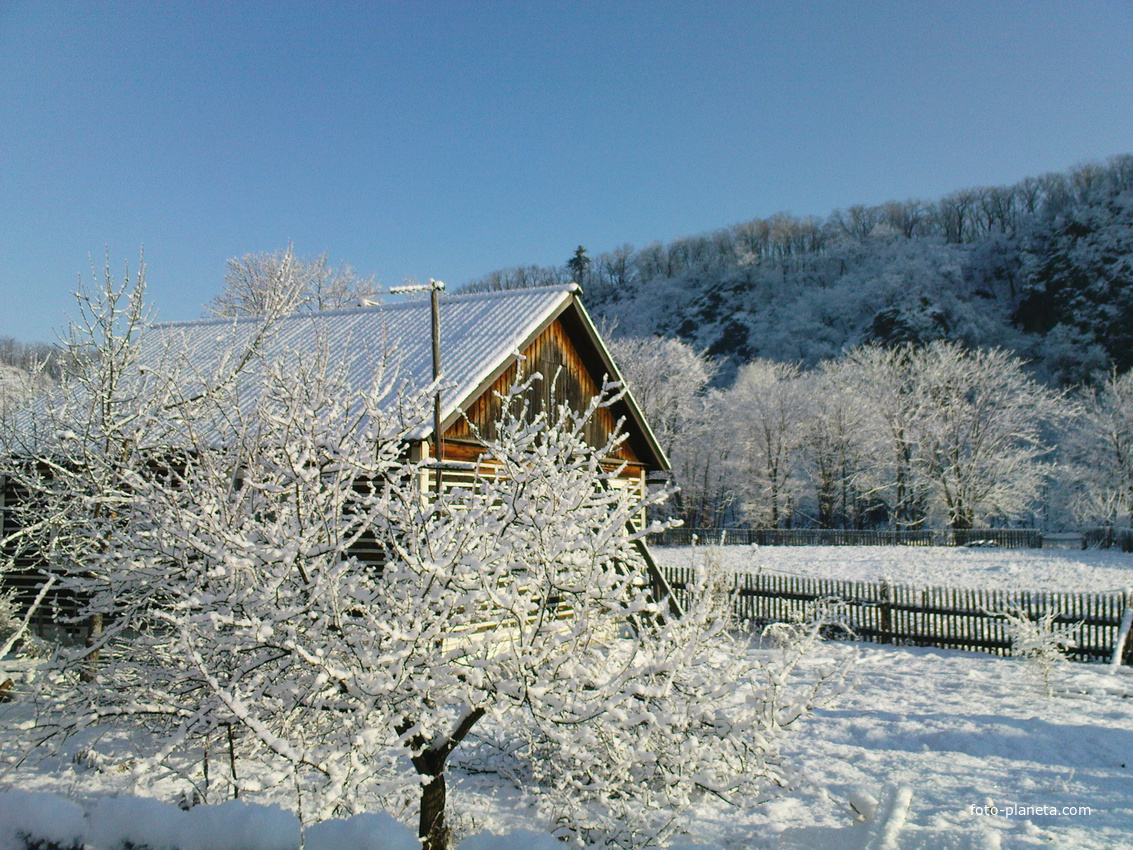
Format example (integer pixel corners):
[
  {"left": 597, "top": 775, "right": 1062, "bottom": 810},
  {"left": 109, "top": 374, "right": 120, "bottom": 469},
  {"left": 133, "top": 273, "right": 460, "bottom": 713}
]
[
  {"left": 206, "top": 244, "right": 380, "bottom": 318},
  {"left": 837, "top": 345, "right": 930, "bottom": 529},
  {"left": 49, "top": 363, "right": 839, "bottom": 848},
  {"left": 904, "top": 342, "right": 1067, "bottom": 529},
  {"left": 727, "top": 360, "right": 806, "bottom": 527},
  {"left": 606, "top": 335, "right": 729, "bottom": 525},
  {"left": 1063, "top": 368, "right": 1133, "bottom": 528},
  {"left": 508, "top": 560, "right": 851, "bottom": 848},
  {"left": 671, "top": 389, "right": 738, "bottom": 528},
  {"left": 1000, "top": 608, "right": 1079, "bottom": 697},
  {"left": 9, "top": 275, "right": 848, "bottom": 849},
  {"left": 48, "top": 336, "right": 437, "bottom": 823},
  {"left": 0, "top": 364, "right": 52, "bottom": 419},
  {"left": 0, "top": 256, "right": 177, "bottom": 667},
  {"left": 795, "top": 363, "right": 871, "bottom": 528}
]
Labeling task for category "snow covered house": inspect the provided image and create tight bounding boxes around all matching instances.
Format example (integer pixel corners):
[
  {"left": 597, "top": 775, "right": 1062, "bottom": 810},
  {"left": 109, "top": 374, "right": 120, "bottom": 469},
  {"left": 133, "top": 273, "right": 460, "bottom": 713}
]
[
  {"left": 1, "top": 284, "right": 673, "bottom": 630},
  {"left": 145, "top": 283, "right": 666, "bottom": 488}
]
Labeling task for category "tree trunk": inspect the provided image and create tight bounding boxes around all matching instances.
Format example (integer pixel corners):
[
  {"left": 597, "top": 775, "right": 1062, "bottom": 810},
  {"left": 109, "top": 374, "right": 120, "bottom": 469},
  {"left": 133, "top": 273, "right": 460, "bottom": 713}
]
[
  {"left": 80, "top": 612, "right": 103, "bottom": 682},
  {"left": 407, "top": 706, "right": 485, "bottom": 850},
  {"left": 418, "top": 769, "right": 450, "bottom": 850}
]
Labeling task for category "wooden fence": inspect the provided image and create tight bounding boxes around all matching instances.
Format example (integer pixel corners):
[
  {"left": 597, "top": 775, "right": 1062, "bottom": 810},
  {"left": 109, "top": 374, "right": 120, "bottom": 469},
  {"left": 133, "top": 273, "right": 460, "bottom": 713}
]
[
  {"left": 649, "top": 527, "right": 1045, "bottom": 548},
  {"left": 662, "top": 567, "right": 1133, "bottom": 665}
]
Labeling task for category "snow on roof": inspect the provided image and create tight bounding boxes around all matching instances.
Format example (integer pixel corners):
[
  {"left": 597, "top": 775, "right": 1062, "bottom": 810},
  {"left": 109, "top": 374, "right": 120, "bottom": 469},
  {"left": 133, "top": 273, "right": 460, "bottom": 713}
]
[{"left": 146, "top": 285, "right": 580, "bottom": 440}]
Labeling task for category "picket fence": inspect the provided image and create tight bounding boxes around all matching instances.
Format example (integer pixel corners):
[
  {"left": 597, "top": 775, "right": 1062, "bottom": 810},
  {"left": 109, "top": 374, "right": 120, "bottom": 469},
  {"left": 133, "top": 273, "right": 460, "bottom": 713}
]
[
  {"left": 648, "top": 527, "right": 1046, "bottom": 548},
  {"left": 661, "top": 567, "right": 1133, "bottom": 665}
]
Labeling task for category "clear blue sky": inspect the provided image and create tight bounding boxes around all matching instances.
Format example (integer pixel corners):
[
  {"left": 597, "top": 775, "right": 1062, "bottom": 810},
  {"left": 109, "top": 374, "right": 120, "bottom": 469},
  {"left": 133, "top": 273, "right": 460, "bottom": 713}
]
[{"left": 2, "top": 1, "right": 1131, "bottom": 343}]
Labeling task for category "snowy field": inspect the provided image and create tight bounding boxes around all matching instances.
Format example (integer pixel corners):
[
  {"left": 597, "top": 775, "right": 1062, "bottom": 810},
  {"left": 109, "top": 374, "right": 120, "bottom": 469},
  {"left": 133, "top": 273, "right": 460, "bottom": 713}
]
[
  {"left": 452, "top": 644, "right": 1133, "bottom": 849},
  {"left": 767, "top": 645, "right": 1133, "bottom": 849},
  {"left": 652, "top": 544, "right": 1133, "bottom": 594},
  {"left": 3, "top": 641, "right": 1133, "bottom": 848}
]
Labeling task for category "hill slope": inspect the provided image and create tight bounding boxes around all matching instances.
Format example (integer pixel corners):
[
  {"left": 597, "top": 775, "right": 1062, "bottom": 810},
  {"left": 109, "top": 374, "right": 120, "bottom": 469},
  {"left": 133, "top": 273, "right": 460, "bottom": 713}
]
[{"left": 464, "top": 156, "right": 1133, "bottom": 385}]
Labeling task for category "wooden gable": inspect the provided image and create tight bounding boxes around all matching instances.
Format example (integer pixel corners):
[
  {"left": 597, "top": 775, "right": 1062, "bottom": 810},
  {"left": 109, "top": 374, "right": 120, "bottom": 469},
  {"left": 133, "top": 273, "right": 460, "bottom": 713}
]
[{"left": 437, "top": 300, "right": 660, "bottom": 478}]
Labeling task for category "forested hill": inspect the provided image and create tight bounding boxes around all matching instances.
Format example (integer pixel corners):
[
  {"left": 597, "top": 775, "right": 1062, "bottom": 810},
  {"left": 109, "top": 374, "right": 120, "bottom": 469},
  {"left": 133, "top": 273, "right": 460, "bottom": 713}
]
[{"left": 463, "top": 155, "right": 1133, "bottom": 386}]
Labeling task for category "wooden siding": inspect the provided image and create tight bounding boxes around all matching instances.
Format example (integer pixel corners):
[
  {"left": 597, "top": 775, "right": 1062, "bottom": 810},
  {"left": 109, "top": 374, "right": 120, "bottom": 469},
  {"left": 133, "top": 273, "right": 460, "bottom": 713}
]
[
  {"left": 1, "top": 471, "right": 80, "bottom": 638},
  {"left": 443, "top": 316, "right": 643, "bottom": 469}
]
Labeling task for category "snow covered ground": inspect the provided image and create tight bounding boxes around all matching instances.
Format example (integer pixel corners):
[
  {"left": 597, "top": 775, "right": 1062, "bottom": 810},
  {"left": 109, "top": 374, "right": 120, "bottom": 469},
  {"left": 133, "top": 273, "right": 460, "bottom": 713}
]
[
  {"left": 3, "top": 640, "right": 1132, "bottom": 848},
  {"left": 767, "top": 645, "right": 1133, "bottom": 849},
  {"left": 652, "top": 544, "right": 1133, "bottom": 594},
  {"left": 4, "top": 547, "right": 1132, "bottom": 847},
  {"left": 454, "top": 643, "right": 1133, "bottom": 849}
]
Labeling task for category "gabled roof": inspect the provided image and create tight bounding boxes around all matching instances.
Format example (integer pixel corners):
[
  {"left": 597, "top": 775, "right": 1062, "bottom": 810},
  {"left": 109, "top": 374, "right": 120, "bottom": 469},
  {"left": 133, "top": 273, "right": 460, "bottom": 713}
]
[{"left": 146, "top": 285, "right": 669, "bottom": 470}]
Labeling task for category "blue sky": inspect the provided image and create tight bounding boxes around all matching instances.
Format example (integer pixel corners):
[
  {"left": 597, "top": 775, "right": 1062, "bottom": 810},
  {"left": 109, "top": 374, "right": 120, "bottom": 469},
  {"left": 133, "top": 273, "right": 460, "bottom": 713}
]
[{"left": 2, "top": 1, "right": 1131, "bottom": 343}]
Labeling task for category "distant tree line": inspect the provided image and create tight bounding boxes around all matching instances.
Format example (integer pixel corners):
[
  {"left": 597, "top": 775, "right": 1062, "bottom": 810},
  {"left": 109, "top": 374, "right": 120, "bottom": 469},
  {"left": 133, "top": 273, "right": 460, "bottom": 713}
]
[
  {"left": 469, "top": 155, "right": 1133, "bottom": 290},
  {"left": 0, "top": 336, "right": 65, "bottom": 378},
  {"left": 611, "top": 335, "right": 1133, "bottom": 534}
]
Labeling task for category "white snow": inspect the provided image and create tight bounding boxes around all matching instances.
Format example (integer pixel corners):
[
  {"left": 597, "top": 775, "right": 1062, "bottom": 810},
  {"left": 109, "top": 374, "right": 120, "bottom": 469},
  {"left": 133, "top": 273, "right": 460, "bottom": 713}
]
[
  {"left": 305, "top": 812, "right": 418, "bottom": 850},
  {"left": 765, "top": 644, "right": 1133, "bottom": 849},
  {"left": 5, "top": 636, "right": 1132, "bottom": 848},
  {"left": 652, "top": 544, "right": 1133, "bottom": 594},
  {"left": 0, "top": 789, "right": 85, "bottom": 850},
  {"left": 4, "top": 544, "right": 1132, "bottom": 847},
  {"left": 86, "top": 796, "right": 301, "bottom": 850}
]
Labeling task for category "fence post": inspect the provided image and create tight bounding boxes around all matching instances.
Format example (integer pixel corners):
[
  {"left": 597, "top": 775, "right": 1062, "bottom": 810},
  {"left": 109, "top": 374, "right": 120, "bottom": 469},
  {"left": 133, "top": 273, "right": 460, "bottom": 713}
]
[
  {"left": 1119, "top": 587, "right": 1133, "bottom": 669},
  {"left": 879, "top": 578, "right": 893, "bottom": 644}
]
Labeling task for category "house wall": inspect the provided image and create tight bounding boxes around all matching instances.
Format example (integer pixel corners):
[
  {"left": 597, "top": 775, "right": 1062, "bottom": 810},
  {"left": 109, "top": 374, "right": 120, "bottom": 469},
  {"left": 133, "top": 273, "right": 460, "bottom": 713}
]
[{"left": 0, "top": 471, "right": 78, "bottom": 638}]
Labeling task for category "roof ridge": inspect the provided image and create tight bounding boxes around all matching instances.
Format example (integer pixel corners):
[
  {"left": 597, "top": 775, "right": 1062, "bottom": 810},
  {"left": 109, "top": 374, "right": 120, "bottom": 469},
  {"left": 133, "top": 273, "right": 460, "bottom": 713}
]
[{"left": 152, "top": 283, "right": 580, "bottom": 330}]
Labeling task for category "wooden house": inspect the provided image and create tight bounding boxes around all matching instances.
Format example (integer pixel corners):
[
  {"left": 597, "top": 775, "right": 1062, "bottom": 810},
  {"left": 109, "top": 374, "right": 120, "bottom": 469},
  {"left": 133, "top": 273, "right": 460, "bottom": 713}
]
[
  {"left": 139, "top": 283, "right": 667, "bottom": 486},
  {"left": 1, "top": 285, "right": 675, "bottom": 631}
]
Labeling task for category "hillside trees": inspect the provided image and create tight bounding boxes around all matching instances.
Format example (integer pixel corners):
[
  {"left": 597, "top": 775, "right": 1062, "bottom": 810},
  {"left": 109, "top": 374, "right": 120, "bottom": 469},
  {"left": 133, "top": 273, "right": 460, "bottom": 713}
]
[
  {"left": 508, "top": 155, "right": 1133, "bottom": 378},
  {"left": 458, "top": 155, "right": 1133, "bottom": 383},
  {"left": 462, "top": 264, "right": 569, "bottom": 294},
  {"left": 1016, "top": 189, "right": 1133, "bottom": 380}
]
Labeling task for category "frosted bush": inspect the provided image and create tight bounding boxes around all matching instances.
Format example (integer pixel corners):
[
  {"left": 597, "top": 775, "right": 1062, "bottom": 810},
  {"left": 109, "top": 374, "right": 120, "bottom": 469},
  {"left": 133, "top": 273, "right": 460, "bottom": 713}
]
[
  {"left": 1001, "top": 608, "right": 1079, "bottom": 696},
  {"left": 503, "top": 580, "right": 854, "bottom": 848}
]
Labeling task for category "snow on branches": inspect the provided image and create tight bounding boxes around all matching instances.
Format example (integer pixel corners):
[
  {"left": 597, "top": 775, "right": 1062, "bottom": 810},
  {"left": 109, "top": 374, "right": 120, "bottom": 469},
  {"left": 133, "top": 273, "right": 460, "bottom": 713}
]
[{"left": 3, "top": 276, "right": 851, "bottom": 850}]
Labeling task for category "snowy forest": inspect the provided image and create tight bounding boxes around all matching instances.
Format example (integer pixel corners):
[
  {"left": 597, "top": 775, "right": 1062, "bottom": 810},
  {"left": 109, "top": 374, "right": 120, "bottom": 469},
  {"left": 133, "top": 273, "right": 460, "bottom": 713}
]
[
  {"left": 463, "top": 156, "right": 1133, "bottom": 534},
  {"left": 466, "top": 155, "right": 1133, "bottom": 387}
]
